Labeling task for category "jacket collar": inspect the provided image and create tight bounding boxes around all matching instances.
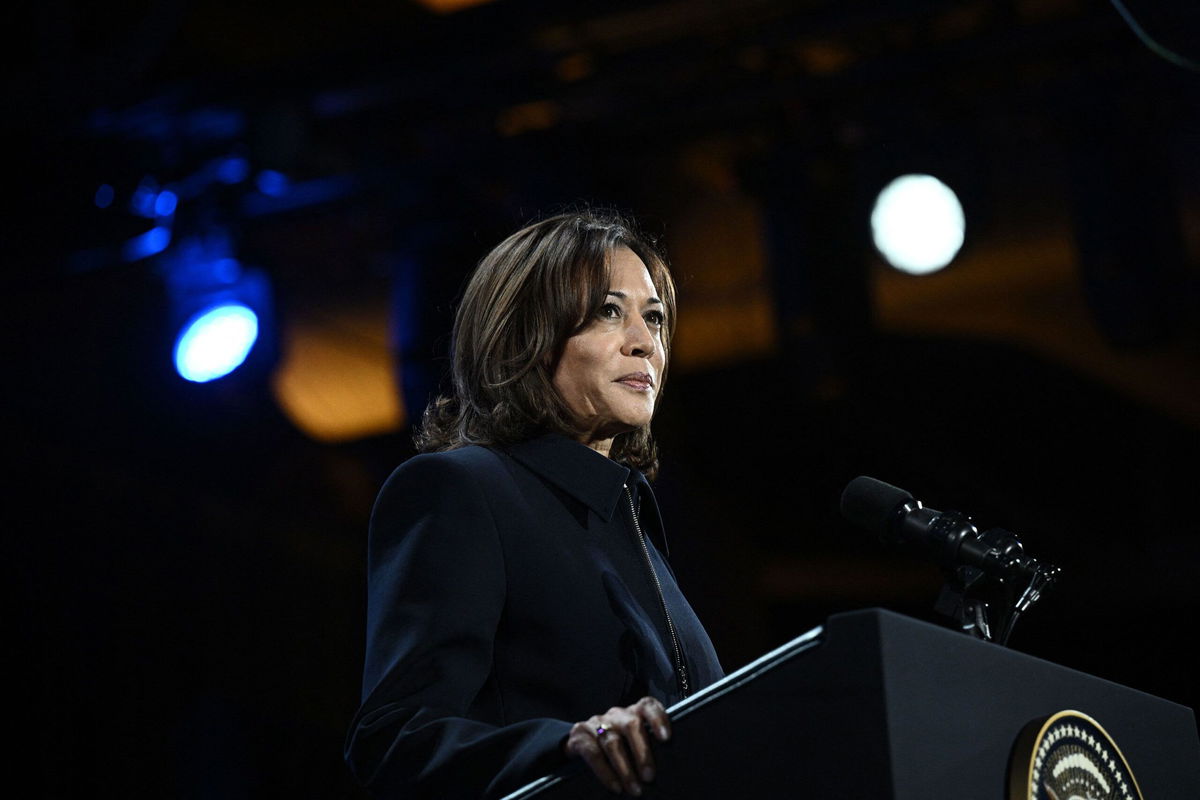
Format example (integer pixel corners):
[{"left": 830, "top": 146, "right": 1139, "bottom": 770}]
[
  {"left": 506, "top": 433, "right": 636, "bottom": 523},
  {"left": 504, "top": 433, "right": 663, "bottom": 549}
]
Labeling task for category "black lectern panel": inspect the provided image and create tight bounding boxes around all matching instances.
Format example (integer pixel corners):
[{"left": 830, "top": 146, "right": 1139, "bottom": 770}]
[{"left": 504, "top": 609, "right": 1200, "bottom": 799}]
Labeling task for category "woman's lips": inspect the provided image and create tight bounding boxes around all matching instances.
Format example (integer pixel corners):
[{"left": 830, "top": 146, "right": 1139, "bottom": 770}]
[{"left": 615, "top": 373, "right": 654, "bottom": 391}]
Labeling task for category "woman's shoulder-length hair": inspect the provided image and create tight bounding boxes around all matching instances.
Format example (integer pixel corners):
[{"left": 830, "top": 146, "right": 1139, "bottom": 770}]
[{"left": 415, "top": 208, "right": 677, "bottom": 479}]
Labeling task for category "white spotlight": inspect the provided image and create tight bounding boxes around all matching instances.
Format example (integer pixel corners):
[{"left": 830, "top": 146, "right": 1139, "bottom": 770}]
[{"left": 870, "top": 174, "right": 965, "bottom": 275}]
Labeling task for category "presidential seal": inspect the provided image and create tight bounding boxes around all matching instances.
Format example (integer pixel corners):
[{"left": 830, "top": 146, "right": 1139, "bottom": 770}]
[{"left": 1009, "top": 710, "right": 1143, "bottom": 800}]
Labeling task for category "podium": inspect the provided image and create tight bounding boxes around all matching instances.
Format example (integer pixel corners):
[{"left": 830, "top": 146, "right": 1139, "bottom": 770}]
[{"left": 504, "top": 608, "right": 1200, "bottom": 799}]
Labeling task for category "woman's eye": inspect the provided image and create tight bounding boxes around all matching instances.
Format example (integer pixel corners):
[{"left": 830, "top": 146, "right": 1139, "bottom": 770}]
[
  {"left": 599, "top": 303, "right": 621, "bottom": 319},
  {"left": 645, "top": 311, "right": 665, "bottom": 326}
]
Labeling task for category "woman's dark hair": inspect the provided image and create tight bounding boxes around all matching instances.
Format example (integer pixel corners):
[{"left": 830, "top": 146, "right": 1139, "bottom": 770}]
[{"left": 415, "top": 209, "right": 677, "bottom": 478}]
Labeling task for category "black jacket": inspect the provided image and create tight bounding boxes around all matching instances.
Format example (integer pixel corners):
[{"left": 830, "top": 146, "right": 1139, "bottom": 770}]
[{"left": 344, "top": 433, "right": 723, "bottom": 798}]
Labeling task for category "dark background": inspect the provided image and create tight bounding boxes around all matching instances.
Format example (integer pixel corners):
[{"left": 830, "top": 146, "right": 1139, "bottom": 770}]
[{"left": 11, "top": 1, "right": 1200, "bottom": 796}]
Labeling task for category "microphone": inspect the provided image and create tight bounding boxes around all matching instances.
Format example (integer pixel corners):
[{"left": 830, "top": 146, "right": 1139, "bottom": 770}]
[{"left": 839, "top": 476, "right": 1048, "bottom": 583}]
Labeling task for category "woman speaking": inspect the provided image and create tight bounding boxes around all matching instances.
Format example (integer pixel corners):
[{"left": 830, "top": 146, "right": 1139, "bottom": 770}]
[{"left": 344, "top": 210, "right": 723, "bottom": 798}]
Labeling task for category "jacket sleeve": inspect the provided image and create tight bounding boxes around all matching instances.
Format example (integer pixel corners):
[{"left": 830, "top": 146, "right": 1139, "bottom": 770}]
[{"left": 344, "top": 454, "right": 573, "bottom": 799}]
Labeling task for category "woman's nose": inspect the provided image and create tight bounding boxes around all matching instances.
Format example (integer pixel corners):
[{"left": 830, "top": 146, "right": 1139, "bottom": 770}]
[{"left": 623, "top": 318, "right": 656, "bottom": 358}]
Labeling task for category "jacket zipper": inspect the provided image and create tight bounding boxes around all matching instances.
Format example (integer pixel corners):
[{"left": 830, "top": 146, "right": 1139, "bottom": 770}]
[{"left": 624, "top": 484, "right": 690, "bottom": 698}]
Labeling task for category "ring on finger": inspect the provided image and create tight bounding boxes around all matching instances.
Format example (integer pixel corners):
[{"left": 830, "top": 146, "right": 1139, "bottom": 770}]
[{"left": 595, "top": 725, "right": 608, "bottom": 737}]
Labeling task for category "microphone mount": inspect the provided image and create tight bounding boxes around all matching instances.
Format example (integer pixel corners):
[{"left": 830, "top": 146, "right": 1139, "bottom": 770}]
[
  {"left": 843, "top": 477, "right": 1061, "bottom": 645},
  {"left": 930, "top": 520, "right": 1061, "bottom": 646}
]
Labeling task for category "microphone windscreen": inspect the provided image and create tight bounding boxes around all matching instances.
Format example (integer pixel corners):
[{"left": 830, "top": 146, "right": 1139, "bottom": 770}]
[{"left": 840, "top": 476, "right": 912, "bottom": 535}]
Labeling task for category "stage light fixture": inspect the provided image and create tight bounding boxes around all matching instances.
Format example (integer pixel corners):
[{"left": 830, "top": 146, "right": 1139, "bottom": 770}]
[
  {"left": 154, "top": 190, "right": 178, "bottom": 217},
  {"left": 131, "top": 183, "right": 159, "bottom": 218},
  {"left": 122, "top": 225, "right": 172, "bottom": 261},
  {"left": 173, "top": 303, "right": 260, "bottom": 383},
  {"left": 870, "top": 174, "right": 965, "bottom": 275},
  {"left": 161, "top": 231, "right": 276, "bottom": 385}
]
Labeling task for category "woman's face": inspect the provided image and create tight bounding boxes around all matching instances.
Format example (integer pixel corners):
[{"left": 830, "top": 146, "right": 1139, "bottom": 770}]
[{"left": 552, "top": 246, "right": 667, "bottom": 452}]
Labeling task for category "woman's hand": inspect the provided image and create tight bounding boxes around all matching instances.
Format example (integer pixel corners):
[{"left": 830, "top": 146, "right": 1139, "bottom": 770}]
[{"left": 563, "top": 696, "right": 672, "bottom": 796}]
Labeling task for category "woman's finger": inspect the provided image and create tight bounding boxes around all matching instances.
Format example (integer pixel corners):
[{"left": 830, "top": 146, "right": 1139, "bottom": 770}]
[
  {"left": 565, "top": 699, "right": 672, "bottom": 796},
  {"left": 597, "top": 710, "right": 642, "bottom": 795},
  {"left": 634, "top": 696, "right": 672, "bottom": 742},
  {"left": 613, "top": 706, "right": 656, "bottom": 783},
  {"left": 564, "top": 720, "right": 621, "bottom": 794}
]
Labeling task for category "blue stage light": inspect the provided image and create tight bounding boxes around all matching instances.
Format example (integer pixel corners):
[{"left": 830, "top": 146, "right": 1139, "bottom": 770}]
[
  {"left": 123, "top": 226, "right": 172, "bottom": 261},
  {"left": 174, "top": 303, "right": 259, "bottom": 383},
  {"left": 212, "top": 257, "right": 241, "bottom": 284},
  {"left": 131, "top": 184, "right": 159, "bottom": 217},
  {"left": 94, "top": 184, "right": 115, "bottom": 209},
  {"left": 240, "top": 174, "right": 358, "bottom": 216},
  {"left": 154, "top": 190, "right": 178, "bottom": 217},
  {"left": 255, "top": 170, "right": 289, "bottom": 197},
  {"left": 215, "top": 156, "right": 250, "bottom": 184}
]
